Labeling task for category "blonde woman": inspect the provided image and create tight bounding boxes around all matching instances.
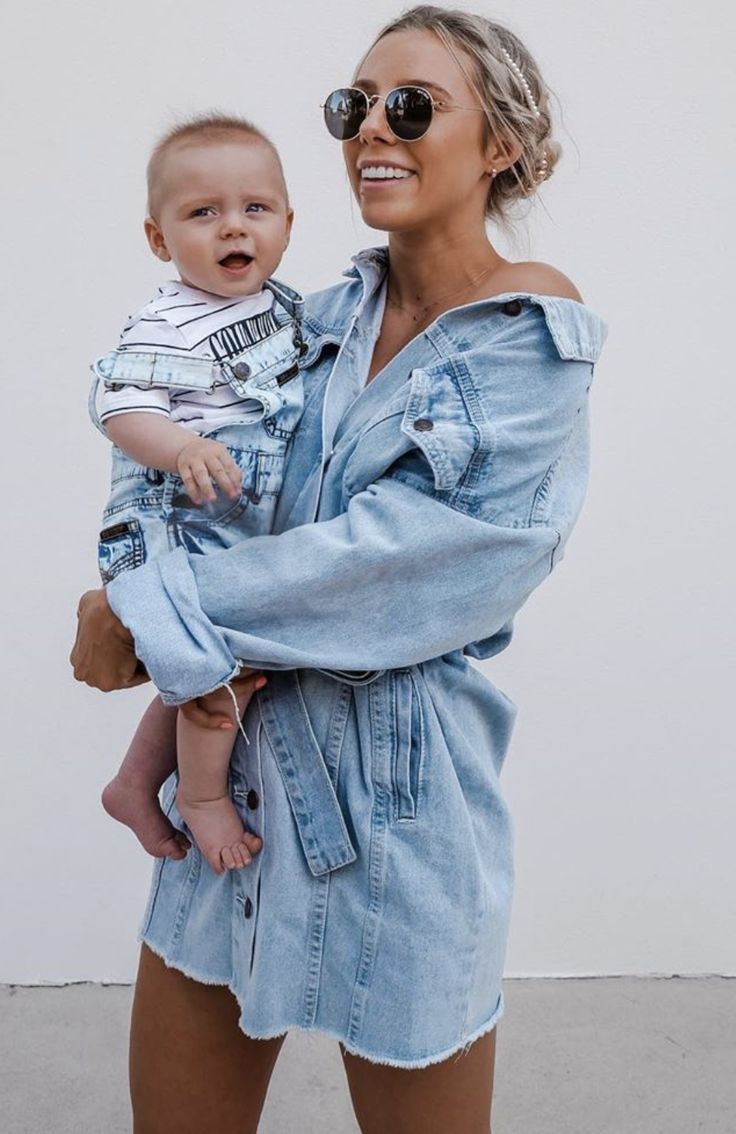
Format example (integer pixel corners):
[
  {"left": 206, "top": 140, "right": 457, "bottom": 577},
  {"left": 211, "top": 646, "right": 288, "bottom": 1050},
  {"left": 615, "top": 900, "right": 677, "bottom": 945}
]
[{"left": 72, "top": 7, "right": 608, "bottom": 1131}]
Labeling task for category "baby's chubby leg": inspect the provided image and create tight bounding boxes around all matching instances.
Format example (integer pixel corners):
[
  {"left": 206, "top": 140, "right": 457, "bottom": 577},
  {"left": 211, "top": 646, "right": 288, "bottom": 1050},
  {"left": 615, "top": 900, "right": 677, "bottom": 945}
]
[
  {"left": 175, "top": 684, "right": 264, "bottom": 875},
  {"left": 102, "top": 696, "right": 189, "bottom": 860}
]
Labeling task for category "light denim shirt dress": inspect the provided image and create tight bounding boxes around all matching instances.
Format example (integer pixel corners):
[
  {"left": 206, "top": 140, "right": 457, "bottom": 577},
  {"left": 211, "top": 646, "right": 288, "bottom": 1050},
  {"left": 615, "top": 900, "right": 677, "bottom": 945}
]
[{"left": 104, "top": 246, "right": 609, "bottom": 1069}]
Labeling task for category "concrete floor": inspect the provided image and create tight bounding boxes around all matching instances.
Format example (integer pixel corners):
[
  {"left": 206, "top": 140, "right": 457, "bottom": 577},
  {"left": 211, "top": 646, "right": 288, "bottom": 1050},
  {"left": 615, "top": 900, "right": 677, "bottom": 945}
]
[{"left": 0, "top": 977, "right": 732, "bottom": 1133}]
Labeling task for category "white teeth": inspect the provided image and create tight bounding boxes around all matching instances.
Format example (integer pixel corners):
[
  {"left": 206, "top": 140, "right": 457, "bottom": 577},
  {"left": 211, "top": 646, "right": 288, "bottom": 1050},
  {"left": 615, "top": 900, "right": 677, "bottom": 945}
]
[{"left": 361, "top": 166, "right": 413, "bottom": 180}]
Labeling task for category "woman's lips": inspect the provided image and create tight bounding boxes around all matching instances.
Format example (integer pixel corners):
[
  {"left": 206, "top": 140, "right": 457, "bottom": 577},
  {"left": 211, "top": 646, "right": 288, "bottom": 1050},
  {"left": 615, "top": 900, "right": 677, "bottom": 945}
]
[{"left": 358, "top": 171, "right": 416, "bottom": 193}]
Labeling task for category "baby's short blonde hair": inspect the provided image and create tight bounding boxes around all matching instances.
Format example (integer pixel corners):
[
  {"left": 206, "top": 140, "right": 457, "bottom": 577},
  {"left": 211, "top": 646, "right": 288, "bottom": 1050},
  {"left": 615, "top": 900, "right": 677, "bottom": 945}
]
[{"left": 146, "top": 112, "right": 288, "bottom": 216}]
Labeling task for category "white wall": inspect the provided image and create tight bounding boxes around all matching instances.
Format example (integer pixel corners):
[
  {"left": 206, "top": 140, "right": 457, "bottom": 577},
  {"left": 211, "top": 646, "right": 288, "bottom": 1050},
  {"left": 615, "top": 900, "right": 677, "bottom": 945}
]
[{"left": 1, "top": 0, "right": 732, "bottom": 982}]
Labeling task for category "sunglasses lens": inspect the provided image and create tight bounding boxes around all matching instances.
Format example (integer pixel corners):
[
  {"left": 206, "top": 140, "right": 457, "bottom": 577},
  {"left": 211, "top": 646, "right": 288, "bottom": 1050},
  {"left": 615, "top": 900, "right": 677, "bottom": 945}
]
[
  {"left": 385, "top": 87, "right": 433, "bottom": 140},
  {"left": 323, "top": 89, "right": 366, "bottom": 141}
]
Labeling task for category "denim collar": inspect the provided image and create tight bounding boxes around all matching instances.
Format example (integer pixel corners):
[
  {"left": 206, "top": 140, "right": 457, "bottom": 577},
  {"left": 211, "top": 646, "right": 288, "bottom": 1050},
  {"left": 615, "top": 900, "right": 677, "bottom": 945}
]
[{"left": 302, "top": 245, "right": 608, "bottom": 366}]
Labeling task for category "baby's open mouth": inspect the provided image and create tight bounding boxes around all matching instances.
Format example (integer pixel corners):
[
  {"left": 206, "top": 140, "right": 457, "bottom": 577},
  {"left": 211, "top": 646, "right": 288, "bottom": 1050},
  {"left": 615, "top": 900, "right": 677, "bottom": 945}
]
[{"left": 219, "top": 253, "right": 253, "bottom": 269}]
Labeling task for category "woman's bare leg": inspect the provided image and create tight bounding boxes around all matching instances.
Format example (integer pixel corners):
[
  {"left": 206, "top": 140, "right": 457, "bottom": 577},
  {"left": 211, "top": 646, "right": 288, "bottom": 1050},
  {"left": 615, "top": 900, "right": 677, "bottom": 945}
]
[
  {"left": 340, "top": 1028, "right": 497, "bottom": 1134},
  {"left": 130, "top": 944, "right": 286, "bottom": 1134}
]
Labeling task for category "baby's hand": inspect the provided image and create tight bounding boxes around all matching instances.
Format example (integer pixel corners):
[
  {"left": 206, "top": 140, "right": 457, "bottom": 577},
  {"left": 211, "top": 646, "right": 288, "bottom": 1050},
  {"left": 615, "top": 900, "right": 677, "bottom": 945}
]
[{"left": 175, "top": 437, "right": 242, "bottom": 505}]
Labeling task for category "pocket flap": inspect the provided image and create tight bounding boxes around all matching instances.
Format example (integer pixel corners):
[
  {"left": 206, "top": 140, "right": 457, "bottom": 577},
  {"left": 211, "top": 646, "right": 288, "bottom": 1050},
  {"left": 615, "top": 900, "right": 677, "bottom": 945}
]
[{"left": 400, "top": 365, "right": 486, "bottom": 492}]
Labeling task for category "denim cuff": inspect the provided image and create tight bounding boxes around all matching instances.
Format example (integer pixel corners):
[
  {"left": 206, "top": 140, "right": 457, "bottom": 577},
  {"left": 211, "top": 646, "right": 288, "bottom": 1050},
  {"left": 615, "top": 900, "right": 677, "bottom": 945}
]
[{"left": 106, "top": 546, "right": 241, "bottom": 705}]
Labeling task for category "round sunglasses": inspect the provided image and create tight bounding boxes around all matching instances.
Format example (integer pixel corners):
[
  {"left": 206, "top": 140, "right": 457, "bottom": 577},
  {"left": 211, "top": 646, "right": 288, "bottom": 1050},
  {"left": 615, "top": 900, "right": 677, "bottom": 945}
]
[{"left": 322, "top": 85, "right": 484, "bottom": 143}]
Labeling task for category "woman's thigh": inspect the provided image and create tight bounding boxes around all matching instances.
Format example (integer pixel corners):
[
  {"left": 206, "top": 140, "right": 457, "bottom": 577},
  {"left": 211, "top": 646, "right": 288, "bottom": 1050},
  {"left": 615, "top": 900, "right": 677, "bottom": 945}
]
[
  {"left": 340, "top": 1028, "right": 497, "bottom": 1134},
  {"left": 129, "top": 943, "right": 286, "bottom": 1134}
]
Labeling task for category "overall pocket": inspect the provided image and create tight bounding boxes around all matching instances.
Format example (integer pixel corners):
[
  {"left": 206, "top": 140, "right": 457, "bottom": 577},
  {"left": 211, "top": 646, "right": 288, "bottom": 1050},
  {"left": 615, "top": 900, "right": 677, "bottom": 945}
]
[
  {"left": 391, "top": 669, "right": 425, "bottom": 822},
  {"left": 97, "top": 517, "right": 146, "bottom": 582},
  {"left": 171, "top": 447, "right": 265, "bottom": 524}
]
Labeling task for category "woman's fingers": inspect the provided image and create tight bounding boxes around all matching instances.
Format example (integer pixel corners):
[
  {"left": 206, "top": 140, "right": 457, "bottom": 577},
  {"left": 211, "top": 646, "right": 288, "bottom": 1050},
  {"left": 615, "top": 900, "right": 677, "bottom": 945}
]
[
  {"left": 179, "top": 700, "right": 231, "bottom": 729},
  {"left": 70, "top": 589, "right": 148, "bottom": 691},
  {"left": 179, "top": 673, "right": 267, "bottom": 730}
]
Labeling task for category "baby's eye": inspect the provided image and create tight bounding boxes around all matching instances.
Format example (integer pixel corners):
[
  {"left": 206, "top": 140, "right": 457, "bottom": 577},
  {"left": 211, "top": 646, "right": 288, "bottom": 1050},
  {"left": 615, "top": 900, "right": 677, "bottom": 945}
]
[
  {"left": 246, "top": 203, "right": 267, "bottom": 213},
  {"left": 190, "top": 206, "right": 215, "bottom": 217}
]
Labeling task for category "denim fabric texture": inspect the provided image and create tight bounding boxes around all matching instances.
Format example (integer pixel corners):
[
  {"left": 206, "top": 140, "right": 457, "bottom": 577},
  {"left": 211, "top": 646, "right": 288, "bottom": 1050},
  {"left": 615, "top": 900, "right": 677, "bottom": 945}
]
[
  {"left": 91, "top": 278, "right": 306, "bottom": 684},
  {"left": 105, "top": 247, "right": 609, "bottom": 1067}
]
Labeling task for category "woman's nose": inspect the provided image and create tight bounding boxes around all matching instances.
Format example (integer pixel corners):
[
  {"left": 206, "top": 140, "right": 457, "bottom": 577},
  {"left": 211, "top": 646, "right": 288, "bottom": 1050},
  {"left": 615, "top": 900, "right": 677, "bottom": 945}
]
[{"left": 358, "top": 97, "right": 397, "bottom": 145}]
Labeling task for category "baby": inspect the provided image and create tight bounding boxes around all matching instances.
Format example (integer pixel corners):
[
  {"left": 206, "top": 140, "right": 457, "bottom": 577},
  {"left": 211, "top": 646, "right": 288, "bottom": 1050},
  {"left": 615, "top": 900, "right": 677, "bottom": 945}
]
[{"left": 88, "top": 113, "right": 305, "bottom": 875}]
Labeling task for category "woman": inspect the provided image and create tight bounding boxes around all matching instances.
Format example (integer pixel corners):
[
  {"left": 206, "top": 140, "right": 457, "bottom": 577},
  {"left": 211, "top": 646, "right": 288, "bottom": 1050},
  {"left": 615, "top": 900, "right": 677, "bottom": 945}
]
[{"left": 71, "top": 7, "right": 608, "bottom": 1132}]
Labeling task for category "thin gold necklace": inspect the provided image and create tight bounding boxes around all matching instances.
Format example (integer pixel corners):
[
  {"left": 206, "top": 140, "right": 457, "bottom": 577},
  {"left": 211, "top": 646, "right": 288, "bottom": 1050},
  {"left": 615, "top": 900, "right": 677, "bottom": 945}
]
[{"left": 386, "top": 262, "right": 499, "bottom": 323}]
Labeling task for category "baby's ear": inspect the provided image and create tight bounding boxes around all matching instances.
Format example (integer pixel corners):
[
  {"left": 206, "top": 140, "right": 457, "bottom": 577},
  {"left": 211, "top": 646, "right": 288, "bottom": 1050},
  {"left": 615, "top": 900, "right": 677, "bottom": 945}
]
[
  {"left": 283, "top": 208, "right": 295, "bottom": 249},
  {"left": 144, "top": 216, "right": 172, "bottom": 262}
]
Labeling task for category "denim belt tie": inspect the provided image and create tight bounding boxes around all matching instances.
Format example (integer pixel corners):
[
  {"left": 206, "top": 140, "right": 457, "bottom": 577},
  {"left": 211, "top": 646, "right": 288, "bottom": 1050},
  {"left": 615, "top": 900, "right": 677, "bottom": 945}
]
[{"left": 257, "top": 671, "right": 357, "bottom": 876}]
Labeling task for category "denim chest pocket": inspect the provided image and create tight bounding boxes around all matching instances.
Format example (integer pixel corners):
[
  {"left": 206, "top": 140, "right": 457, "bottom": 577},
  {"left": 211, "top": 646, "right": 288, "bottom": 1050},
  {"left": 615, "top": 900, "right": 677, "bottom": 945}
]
[
  {"left": 390, "top": 669, "right": 426, "bottom": 822},
  {"left": 400, "top": 364, "right": 491, "bottom": 492},
  {"left": 342, "top": 360, "right": 494, "bottom": 507}
]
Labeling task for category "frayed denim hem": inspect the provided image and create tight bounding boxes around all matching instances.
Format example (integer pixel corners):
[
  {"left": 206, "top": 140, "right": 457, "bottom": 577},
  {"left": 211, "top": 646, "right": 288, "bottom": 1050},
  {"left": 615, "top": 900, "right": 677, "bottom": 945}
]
[
  {"left": 138, "top": 934, "right": 231, "bottom": 990},
  {"left": 335, "top": 993, "right": 505, "bottom": 1070},
  {"left": 138, "top": 932, "right": 504, "bottom": 1069}
]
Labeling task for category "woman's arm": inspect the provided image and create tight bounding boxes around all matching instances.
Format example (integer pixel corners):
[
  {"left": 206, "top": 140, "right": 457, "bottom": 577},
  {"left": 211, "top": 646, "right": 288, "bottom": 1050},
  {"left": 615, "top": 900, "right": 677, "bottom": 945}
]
[
  {"left": 72, "top": 316, "right": 601, "bottom": 702},
  {"left": 100, "top": 474, "right": 561, "bottom": 705}
]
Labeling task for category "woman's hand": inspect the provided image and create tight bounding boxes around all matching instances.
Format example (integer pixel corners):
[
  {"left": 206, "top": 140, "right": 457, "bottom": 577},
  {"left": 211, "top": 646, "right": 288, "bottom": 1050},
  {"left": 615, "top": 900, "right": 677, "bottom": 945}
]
[
  {"left": 179, "top": 671, "right": 268, "bottom": 729},
  {"left": 70, "top": 588, "right": 150, "bottom": 691}
]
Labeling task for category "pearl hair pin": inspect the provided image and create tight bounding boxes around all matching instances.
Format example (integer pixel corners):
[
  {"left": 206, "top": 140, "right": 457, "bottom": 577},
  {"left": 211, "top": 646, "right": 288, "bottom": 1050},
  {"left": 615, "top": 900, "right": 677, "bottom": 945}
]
[
  {"left": 496, "top": 45, "right": 550, "bottom": 194},
  {"left": 499, "top": 45, "right": 542, "bottom": 119}
]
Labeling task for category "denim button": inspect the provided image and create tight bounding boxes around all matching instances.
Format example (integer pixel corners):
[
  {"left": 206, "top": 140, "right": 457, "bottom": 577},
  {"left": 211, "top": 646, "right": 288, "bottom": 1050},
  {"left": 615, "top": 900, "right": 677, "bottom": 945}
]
[
  {"left": 502, "top": 299, "right": 523, "bottom": 316},
  {"left": 233, "top": 362, "right": 251, "bottom": 380},
  {"left": 247, "top": 789, "right": 259, "bottom": 810},
  {"left": 413, "top": 418, "right": 434, "bottom": 432},
  {"left": 244, "top": 897, "right": 253, "bottom": 918}
]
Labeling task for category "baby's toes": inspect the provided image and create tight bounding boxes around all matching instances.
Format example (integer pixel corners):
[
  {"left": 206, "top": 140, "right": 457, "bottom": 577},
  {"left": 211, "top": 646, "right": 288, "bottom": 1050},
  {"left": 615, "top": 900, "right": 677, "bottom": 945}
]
[{"left": 221, "top": 846, "right": 237, "bottom": 871}]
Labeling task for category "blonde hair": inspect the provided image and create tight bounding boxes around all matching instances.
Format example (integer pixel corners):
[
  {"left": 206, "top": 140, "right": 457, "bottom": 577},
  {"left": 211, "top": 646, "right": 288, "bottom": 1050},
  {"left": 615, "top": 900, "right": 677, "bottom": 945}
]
[
  {"left": 363, "top": 6, "right": 561, "bottom": 234},
  {"left": 146, "top": 112, "right": 288, "bottom": 215}
]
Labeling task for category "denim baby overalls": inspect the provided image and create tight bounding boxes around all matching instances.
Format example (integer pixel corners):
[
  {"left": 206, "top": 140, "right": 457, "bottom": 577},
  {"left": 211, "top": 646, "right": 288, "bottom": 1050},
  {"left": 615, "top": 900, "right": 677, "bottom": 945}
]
[
  {"left": 102, "top": 248, "right": 609, "bottom": 1067},
  {"left": 89, "top": 277, "right": 306, "bottom": 589}
]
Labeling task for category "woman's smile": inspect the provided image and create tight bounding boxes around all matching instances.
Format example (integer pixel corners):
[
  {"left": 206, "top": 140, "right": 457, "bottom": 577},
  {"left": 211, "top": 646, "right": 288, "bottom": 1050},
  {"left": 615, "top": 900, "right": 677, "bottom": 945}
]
[{"left": 358, "top": 162, "right": 416, "bottom": 190}]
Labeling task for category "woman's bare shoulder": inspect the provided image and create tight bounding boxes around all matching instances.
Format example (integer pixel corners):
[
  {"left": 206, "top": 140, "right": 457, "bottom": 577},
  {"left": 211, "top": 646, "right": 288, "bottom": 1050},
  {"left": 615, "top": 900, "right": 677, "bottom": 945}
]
[{"left": 495, "top": 261, "right": 584, "bottom": 304}]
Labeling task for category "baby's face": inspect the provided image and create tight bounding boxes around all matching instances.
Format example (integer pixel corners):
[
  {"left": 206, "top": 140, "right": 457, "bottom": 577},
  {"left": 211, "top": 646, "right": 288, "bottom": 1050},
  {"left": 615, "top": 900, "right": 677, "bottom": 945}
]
[{"left": 145, "top": 139, "right": 293, "bottom": 298}]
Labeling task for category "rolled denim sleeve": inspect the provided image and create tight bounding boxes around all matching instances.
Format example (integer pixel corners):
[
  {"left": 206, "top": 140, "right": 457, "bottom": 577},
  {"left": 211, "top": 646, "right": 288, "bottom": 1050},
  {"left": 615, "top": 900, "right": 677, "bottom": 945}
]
[
  {"left": 105, "top": 311, "right": 601, "bottom": 704},
  {"left": 105, "top": 476, "right": 561, "bottom": 704}
]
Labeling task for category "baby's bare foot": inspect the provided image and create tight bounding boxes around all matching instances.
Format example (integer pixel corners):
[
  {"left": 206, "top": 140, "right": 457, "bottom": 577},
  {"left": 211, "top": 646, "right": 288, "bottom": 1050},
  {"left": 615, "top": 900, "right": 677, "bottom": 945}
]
[
  {"left": 102, "top": 774, "right": 191, "bottom": 860},
  {"left": 175, "top": 789, "right": 262, "bottom": 875}
]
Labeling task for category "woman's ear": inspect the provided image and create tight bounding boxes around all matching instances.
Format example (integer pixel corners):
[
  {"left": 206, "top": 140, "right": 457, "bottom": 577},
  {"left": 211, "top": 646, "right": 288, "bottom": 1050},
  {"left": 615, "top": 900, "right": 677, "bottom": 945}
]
[
  {"left": 483, "top": 134, "right": 523, "bottom": 179},
  {"left": 144, "top": 217, "right": 172, "bottom": 262}
]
